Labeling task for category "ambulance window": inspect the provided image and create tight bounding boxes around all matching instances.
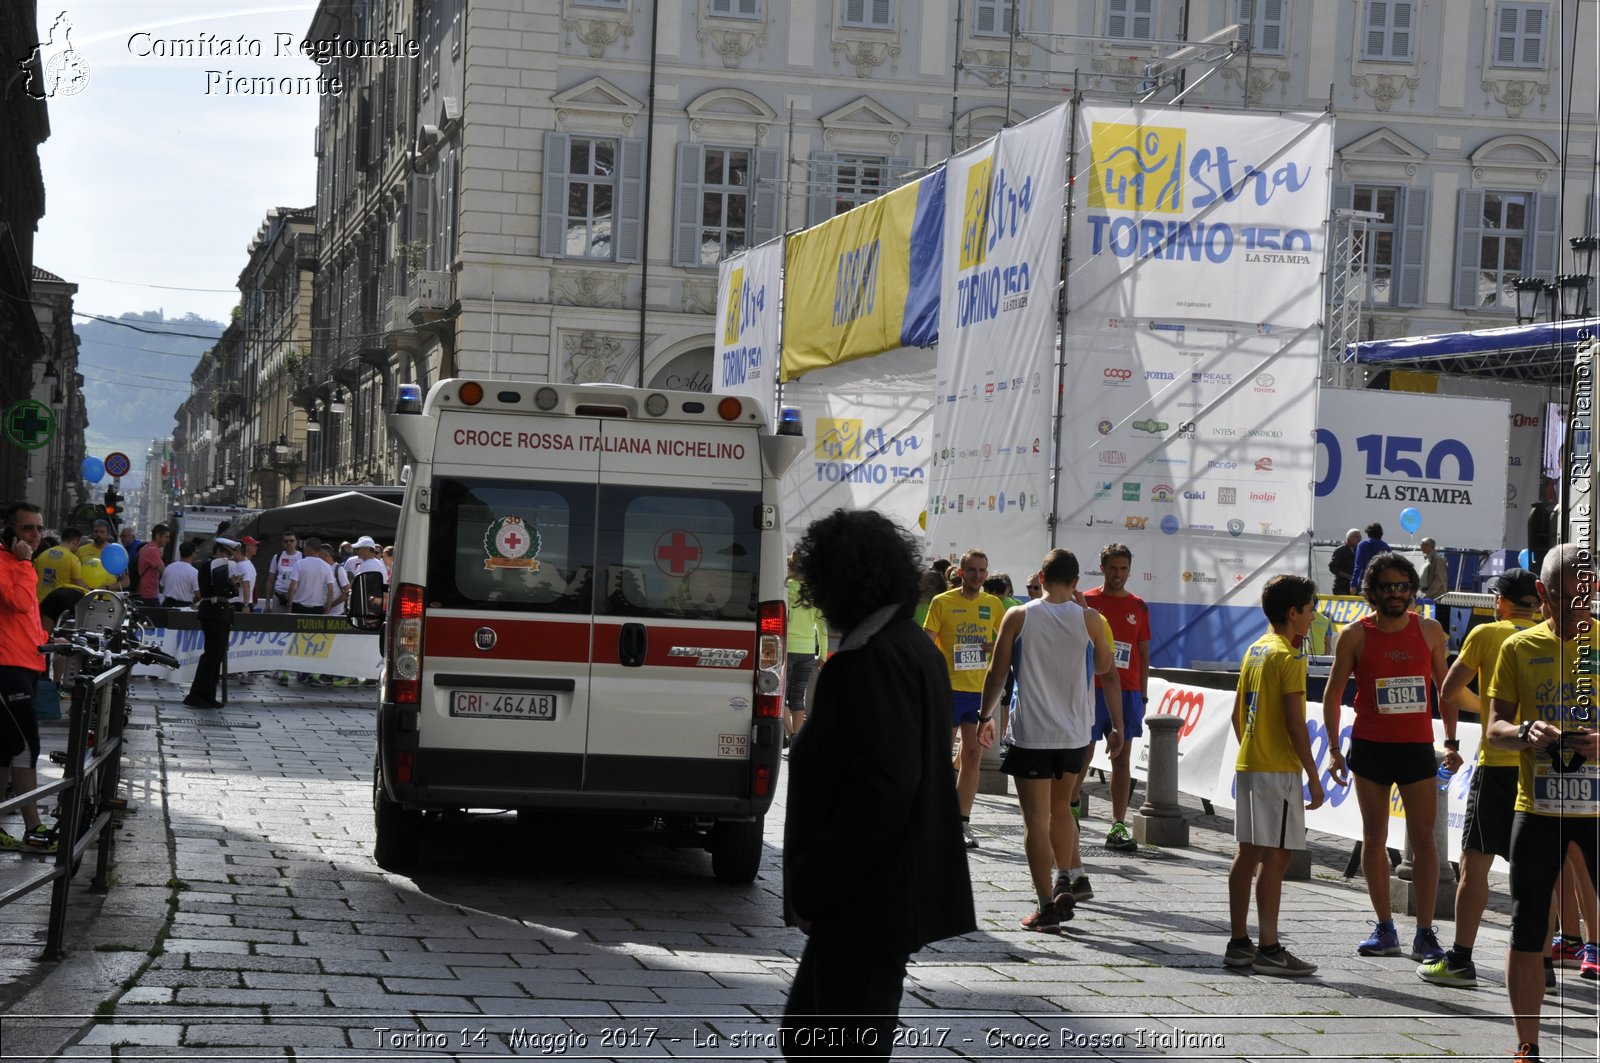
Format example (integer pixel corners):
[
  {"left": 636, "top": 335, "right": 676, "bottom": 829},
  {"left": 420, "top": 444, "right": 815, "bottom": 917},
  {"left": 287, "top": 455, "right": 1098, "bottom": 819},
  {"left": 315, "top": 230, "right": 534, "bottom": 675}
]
[
  {"left": 427, "top": 478, "right": 595, "bottom": 613},
  {"left": 596, "top": 487, "right": 759, "bottom": 622}
]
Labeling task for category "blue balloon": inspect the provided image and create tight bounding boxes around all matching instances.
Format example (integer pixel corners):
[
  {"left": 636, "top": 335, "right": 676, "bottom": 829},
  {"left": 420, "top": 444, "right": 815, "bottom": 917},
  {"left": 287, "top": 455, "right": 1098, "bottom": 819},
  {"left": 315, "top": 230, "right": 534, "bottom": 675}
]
[
  {"left": 1519, "top": 548, "right": 1534, "bottom": 569},
  {"left": 100, "top": 542, "right": 129, "bottom": 578},
  {"left": 81, "top": 456, "right": 105, "bottom": 484},
  {"left": 1399, "top": 507, "right": 1422, "bottom": 534}
]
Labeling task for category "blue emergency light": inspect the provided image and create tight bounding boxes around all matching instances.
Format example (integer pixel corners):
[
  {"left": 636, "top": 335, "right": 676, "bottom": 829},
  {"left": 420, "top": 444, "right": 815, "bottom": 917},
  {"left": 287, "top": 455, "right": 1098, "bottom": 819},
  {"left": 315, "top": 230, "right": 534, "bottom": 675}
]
[
  {"left": 777, "top": 405, "right": 804, "bottom": 436},
  {"left": 395, "top": 383, "right": 423, "bottom": 414}
]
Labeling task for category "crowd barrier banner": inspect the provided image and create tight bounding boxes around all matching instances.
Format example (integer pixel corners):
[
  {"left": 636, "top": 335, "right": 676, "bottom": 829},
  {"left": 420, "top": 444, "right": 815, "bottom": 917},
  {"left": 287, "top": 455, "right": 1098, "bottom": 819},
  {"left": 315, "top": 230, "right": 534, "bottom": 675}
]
[
  {"left": 132, "top": 611, "right": 382, "bottom": 684},
  {"left": 1314, "top": 388, "right": 1511, "bottom": 550},
  {"left": 781, "top": 169, "right": 944, "bottom": 379},
  {"left": 714, "top": 238, "right": 784, "bottom": 421},
  {"left": 1103, "top": 678, "right": 1478, "bottom": 860},
  {"left": 1058, "top": 106, "right": 1334, "bottom": 667},
  {"left": 926, "top": 104, "right": 1069, "bottom": 568}
]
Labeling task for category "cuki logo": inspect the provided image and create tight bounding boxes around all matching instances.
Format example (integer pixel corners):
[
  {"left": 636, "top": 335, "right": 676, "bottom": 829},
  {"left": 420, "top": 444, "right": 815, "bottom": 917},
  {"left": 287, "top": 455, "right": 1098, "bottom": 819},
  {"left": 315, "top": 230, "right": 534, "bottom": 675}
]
[{"left": 1254, "top": 457, "right": 1274, "bottom": 472}]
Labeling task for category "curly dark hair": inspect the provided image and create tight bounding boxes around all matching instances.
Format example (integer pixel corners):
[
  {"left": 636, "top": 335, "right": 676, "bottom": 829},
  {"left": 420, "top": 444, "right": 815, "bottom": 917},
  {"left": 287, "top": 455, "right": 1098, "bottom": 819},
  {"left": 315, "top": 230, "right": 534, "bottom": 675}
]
[
  {"left": 1362, "top": 551, "right": 1419, "bottom": 607},
  {"left": 790, "top": 509, "right": 922, "bottom": 634}
]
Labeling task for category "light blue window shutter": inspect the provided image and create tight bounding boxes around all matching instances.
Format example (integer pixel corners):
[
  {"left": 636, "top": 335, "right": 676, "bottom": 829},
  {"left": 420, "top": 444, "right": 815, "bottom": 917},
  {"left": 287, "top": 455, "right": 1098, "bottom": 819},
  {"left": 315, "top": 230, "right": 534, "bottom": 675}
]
[
  {"left": 409, "top": 173, "right": 433, "bottom": 272},
  {"left": 1364, "top": 1, "right": 1388, "bottom": 58},
  {"left": 540, "top": 132, "right": 571, "bottom": 260},
  {"left": 1397, "top": 186, "right": 1429, "bottom": 307},
  {"left": 1493, "top": 4, "right": 1521, "bottom": 64},
  {"left": 808, "top": 152, "right": 838, "bottom": 226},
  {"left": 673, "top": 142, "right": 705, "bottom": 268},
  {"left": 1522, "top": 5, "right": 1544, "bottom": 64},
  {"left": 615, "top": 137, "right": 644, "bottom": 263},
  {"left": 1107, "top": 0, "right": 1129, "bottom": 38},
  {"left": 1327, "top": 182, "right": 1353, "bottom": 306},
  {"left": 751, "top": 147, "right": 781, "bottom": 244},
  {"left": 1453, "top": 190, "right": 1486, "bottom": 309},
  {"left": 1530, "top": 192, "right": 1559, "bottom": 278},
  {"left": 1390, "top": 1, "right": 1413, "bottom": 59},
  {"left": 1132, "top": 0, "right": 1154, "bottom": 38},
  {"left": 1259, "top": 0, "right": 1285, "bottom": 54}
]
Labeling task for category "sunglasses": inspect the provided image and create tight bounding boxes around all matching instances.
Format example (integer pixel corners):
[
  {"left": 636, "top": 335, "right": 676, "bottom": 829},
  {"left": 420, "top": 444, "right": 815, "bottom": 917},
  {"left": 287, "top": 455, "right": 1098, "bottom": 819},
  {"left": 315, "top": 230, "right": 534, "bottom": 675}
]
[
  {"left": 1372, "top": 581, "right": 1416, "bottom": 594},
  {"left": 12, "top": 523, "right": 42, "bottom": 532}
]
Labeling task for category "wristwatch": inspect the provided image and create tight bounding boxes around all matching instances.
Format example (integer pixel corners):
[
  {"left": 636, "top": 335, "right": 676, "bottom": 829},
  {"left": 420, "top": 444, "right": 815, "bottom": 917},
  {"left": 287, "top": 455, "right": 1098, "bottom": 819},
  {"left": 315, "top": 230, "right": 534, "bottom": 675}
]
[
  {"left": 1443, "top": 739, "right": 1460, "bottom": 752},
  {"left": 977, "top": 713, "right": 993, "bottom": 724},
  {"left": 1518, "top": 720, "right": 1537, "bottom": 744}
]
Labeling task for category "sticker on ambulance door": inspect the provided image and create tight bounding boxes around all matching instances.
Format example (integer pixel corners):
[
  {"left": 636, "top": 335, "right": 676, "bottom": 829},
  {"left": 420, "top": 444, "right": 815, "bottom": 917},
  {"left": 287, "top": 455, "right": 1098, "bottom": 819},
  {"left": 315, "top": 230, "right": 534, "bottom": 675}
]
[
  {"left": 654, "top": 528, "right": 702, "bottom": 577},
  {"left": 718, "top": 733, "right": 749, "bottom": 758},
  {"left": 483, "top": 516, "right": 541, "bottom": 572}
]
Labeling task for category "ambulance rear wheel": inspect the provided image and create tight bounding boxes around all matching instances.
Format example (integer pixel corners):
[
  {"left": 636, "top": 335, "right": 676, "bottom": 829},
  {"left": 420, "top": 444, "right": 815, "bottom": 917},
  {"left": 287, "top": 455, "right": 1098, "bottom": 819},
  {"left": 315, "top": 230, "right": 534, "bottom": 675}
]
[
  {"left": 710, "top": 817, "right": 763, "bottom": 883},
  {"left": 373, "top": 764, "right": 421, "bottom": 872}
]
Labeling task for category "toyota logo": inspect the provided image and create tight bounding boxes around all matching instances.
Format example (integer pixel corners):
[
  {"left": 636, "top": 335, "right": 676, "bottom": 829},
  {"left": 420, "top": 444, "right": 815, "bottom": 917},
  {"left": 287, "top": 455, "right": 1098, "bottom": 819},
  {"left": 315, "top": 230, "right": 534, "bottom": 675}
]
[
  {"left": 474, "top": 627, "right": 497, "bottom": 651},
  {"left": 1157, "top": 687, "right": 1205, "bottom": 738},
  {"left": 1104, "top": 367, "right": 1133, "bottom": 380}
]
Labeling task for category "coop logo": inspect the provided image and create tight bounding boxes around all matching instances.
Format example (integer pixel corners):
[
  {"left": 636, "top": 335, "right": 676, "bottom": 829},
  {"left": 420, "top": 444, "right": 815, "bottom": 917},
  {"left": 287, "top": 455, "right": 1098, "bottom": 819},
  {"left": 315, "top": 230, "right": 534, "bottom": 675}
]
[
  {"left": 1253, "top": 373, "right": 1277, "bottom": 393},
  {"left": 1254, "top": 457, "right": 1274, "bottom": 472},
  {"left": 1088, "top": 123, "right": 1186, "bottom": 213},
  {"left": 1160, "top": 515, "right": 1181, "bottom": 535},
  {"left": 815, "top": 419, "right": 863, "bottom": 460},
  {"left": 1156, "top": 687, "right": 1206, "bottom": 739},
  {"left": 1099, "top": 450, "right": 1127, "bottom": 465},
  {"left": 1125, "top": 515, "right": 1149, "bottom": 530},
  {"left": 1104, "top": 367, "right": 1134, "bottom": 381},
  {"left": 1513, "top": 413, "right": 1541, "bottom": 428},
  {"left": 1097, "top": 419, "right": 1115, "bottom": 435},
  {"left": 1151, "top": 483, "right": 1176, "bottom": 502}
]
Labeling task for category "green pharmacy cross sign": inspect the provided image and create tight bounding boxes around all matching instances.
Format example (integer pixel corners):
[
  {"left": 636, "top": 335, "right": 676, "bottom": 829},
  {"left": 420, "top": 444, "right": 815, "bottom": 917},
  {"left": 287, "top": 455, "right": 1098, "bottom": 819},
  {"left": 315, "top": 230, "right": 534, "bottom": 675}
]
[{"left": 4, "top": 400, "right": 56, "bottom": 450}]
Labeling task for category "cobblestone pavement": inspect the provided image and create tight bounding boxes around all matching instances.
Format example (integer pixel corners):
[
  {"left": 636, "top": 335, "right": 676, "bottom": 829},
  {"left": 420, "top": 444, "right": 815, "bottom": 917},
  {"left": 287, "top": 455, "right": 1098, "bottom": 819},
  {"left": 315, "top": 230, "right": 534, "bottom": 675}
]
[{"left": 1, "top": 677, "right": 1597, "bottom": 1061}]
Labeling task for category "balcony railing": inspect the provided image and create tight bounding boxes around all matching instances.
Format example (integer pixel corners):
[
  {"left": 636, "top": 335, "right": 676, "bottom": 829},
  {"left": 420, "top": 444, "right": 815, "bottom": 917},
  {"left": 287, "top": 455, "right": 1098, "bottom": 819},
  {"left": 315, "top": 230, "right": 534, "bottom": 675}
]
[{"left": 408, "top": 270, "right": 452, "bottom": 324}]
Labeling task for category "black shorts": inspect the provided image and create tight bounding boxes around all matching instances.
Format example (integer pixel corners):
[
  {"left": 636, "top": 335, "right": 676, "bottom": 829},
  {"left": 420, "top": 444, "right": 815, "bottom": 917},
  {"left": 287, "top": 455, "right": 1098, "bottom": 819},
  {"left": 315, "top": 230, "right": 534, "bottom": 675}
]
[
  {"left": 786, "top": 653, "right": 818, "bottom": 712},
  {"left": 1461, "top": 764, "right": 1520, "bottom": 859},
  {"left": 1508, "top": 812, "right": 1600, "bottom": 952},
  {"left": 1347, "top": 736, "right": 1436, "bottom": 788},
  {"left": 1000, "top": 743, "right": 1089, "bottom": 779},
  {"left": 0, "top": 666, "right": 42, "bottom": 767}
]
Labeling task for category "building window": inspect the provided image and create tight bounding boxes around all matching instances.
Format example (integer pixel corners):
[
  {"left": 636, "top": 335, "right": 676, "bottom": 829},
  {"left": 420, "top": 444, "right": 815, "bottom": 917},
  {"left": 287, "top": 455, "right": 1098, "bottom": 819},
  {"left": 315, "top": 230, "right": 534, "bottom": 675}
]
[
  {"left": 541, "top": 133, "right": 645, "bottom": 263},
  {"left": 1351, "top": 186, "right": 1397, "bottom": 305},
  {"left": 707, "top": 0, "right": 762, "bottom": 18},
  {"left": 1236, "top": 0, "right": 1284, "bottom": 56},
  {"left": 1333, "top": 182, "right": 1430, "bottom": 308},
  {"left": 808, "top": 153, "right": 910, "bottom": 225},
  {"left": 1362, "top": 1, "right": 1414, "bottom": 61},
  {"left": 973, "top": 0, "right": 1025, "bottom": 36},
  {"left": 674, "top": 144, "right": 778, "bottom": 268},
  {"left": 1492, "top": 3, "right": 1546, "bottom": 67},
  {"left": 572, "top": 0, "right": 627, "bottom": 7},
  {"left": 840, "top": 0, "right": 894, "bottom": 29},
  {"left": 1105, "top": 0, "right": 1154, "bottom": 40},
  {"left": 697, "top": 148, "right": 749, "bottom": 266},
  {"left": 1453, "top": 189, "right": 1560, "bottom": 311}
]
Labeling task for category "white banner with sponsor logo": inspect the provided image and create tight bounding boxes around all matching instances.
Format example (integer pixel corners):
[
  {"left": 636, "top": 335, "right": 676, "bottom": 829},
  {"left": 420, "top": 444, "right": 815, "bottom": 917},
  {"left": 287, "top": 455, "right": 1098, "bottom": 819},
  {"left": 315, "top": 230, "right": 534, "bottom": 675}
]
[
  {"left": 1108, "top": 678, "right": 1479, "bottom": 859},
  {"left": 1058, "top": 107, "right": 1332, "bottom": 666},
  {"left": 1432, "top": 378, "right": 1545, "bottom": 535},
  {"left": 714, "top": 238, "right": 784, "bottom": 422},
  {"left": 925, "top": 104, "right": 1068, "bottom": 571},
  {"left": 131, "top": 613, "right": 383, "bottom": 683},
  {"left": 780, "top": 346, "right": 934, "bottom": 547},
  {"left": 1314, "top": 389, "right": 1510, "bottom": 551}
]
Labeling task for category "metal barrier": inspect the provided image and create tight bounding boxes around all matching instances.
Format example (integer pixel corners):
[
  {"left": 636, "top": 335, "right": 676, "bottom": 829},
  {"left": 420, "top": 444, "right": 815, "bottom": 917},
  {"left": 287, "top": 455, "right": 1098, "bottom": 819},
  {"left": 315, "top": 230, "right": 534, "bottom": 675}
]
[{"left": 0, "top": 660, "right": 131, "bottom": 959}]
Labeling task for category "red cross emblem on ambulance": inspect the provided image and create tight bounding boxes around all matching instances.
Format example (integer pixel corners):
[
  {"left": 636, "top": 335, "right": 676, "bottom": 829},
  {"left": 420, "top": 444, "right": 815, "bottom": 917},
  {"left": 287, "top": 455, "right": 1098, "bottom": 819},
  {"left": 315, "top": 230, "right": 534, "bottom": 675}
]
[{"left": 654, "top": 529, "right": 702, "bottom": 576}]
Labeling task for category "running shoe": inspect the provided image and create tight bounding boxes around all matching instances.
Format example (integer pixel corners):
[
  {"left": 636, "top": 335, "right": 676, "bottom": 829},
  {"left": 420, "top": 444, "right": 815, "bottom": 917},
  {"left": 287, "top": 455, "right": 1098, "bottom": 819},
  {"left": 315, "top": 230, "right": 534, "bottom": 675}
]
[
  {"left": 962, "top": 822, "right": 979, "bottom": 850},
  {"left": 1552, "top": 935, "right": 1584, "bottom": 968},
  {"left": 1417, "top": 950, "right": 1478, "bottom": 988},
  {"left": 1514, "top": 1041, "right": 1540, "bottom": 1062},
  {"left": 1223, "top": 937, "right": 1257, "bottom": 969},
  {"left": 0, "top": 830, "right": 22, "bottom": 851},
  {"left": 1105, "top": 820, "right": 1137, "bottom": 851},
  {"left": 1545, "top": 959, "right": 1557, "bottom": 993},
  {"left": 1410, "top": 926, "right": 1446, "bottom": 964},
  {"left": 1068, "top": 875, "right": 1094, "bottom": 902},
  {"left": 1582, "top": 944, "right": 1600, "bottom": 980},
  {"left": 1069, "top": 799, "right": 1082, "bottom": 821},
  {"left": 1357, "top": 920, "right": 1402, "bottom": 956},
  {"left": 1252, "top": 945, "right": 1317, "bottom": 977},
  {"left": 1021, "top": 897, "right": 1072, "bottom": 934}
]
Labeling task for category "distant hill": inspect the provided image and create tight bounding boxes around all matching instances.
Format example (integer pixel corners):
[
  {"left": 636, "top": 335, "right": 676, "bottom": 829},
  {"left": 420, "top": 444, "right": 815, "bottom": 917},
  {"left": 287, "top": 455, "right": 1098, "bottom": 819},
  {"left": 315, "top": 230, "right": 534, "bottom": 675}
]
[{"left": 76, "top": 311, "right": 223, "bottom": 488}]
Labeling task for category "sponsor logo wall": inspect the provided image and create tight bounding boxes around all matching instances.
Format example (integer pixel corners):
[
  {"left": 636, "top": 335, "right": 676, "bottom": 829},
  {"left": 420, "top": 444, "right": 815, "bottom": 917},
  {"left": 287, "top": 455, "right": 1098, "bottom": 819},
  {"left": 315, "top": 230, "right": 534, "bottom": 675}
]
[
  {"left": 713, "top": 238, "right": 784, "bottom": 421},
  {"left": 1432, "top": 375, "right": 1548, "bottom": 528},
  {"left": 926, "top": 104, "right": 1068, "bottom": 566},
  {"left": 1060, "top": 106, "right": 1333, "bottom": 666},
  {"left": 1314, "top": 389, "right": 1510, "bottom": 549}
]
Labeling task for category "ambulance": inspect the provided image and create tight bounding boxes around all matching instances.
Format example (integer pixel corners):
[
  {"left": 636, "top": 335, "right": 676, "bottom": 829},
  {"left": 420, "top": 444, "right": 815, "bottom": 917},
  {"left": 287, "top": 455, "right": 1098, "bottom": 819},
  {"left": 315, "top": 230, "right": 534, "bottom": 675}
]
[{"left": 372, "top": 379, "right": 804, "bottom": 881}]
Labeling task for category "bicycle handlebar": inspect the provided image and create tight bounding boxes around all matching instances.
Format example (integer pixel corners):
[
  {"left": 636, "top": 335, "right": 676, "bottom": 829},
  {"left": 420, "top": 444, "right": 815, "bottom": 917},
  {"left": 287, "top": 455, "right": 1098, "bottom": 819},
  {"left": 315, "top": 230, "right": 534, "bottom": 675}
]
[{"left": 38, "top": 641, "right": 180, "bottom": 669}]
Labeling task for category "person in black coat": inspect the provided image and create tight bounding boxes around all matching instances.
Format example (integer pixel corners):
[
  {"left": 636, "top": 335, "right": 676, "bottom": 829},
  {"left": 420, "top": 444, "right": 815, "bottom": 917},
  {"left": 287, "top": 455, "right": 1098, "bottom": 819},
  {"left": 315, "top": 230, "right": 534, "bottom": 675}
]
[
  {"left": 780, "top": 510, "right": 976, "bottom": 1060},
  {"left": 184, "top": 539, "right": 237, "bottom": 709},
  {"left": 1329, "top": 528, "right": 1359, "bottom": 596}
]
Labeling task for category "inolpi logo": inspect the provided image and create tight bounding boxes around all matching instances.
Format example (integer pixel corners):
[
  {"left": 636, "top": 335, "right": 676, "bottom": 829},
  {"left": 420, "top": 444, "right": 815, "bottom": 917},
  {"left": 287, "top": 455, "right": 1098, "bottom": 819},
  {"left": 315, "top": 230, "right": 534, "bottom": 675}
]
[
  {"left": 815, "top": 418, "right": 863, "bottom": 460},
  {"left": 958, "top": 155, "right": 995, "bottom": 271},
  {"left": 1087, "top": 123, "right": 1185, "bottom": 214}
]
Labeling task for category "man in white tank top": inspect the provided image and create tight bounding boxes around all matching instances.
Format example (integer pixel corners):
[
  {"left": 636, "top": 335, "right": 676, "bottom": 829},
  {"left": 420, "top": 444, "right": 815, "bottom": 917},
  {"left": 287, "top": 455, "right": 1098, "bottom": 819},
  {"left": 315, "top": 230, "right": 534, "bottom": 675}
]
[{"left": 978, "top": 548, "right": 1122, "bottom": 934}]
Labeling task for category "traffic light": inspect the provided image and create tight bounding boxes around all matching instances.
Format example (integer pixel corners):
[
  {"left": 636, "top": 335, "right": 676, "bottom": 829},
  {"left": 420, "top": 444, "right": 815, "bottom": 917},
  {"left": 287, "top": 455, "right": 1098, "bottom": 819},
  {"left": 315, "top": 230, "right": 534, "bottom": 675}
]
[{"left": 104, "top": 485, "right": 122, "bottom": 528}]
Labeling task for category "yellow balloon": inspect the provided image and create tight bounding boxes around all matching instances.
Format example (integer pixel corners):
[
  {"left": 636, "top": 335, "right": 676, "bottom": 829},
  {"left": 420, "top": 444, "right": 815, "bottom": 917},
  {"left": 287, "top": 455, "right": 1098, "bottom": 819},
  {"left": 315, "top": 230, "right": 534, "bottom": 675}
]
[{"left": 918, "top": 510, "right": 927, "bottom": 530}]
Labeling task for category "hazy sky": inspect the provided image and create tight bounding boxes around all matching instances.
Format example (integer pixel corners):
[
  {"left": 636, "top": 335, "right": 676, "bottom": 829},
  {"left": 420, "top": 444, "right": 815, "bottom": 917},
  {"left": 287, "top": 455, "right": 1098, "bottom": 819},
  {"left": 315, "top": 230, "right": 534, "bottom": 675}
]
[{"left": 31, "top": 2, "right": 321, "bottom": 327}]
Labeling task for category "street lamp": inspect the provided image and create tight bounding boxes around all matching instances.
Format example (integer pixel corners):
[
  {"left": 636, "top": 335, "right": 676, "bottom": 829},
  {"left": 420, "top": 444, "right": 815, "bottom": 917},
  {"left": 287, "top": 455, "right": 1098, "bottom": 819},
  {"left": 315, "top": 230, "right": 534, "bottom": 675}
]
[
  {"left": 1572, "top": 234, "right": 1599, "bottom": 281},
  {"left": 328, "top": 391, "right": 347, "bottom": 415},
  {"left": 1515, "top": 275, "right": 1549, "bottom": 325},
  {"left": 1558, "top": 274, "right": 1590, "bottom": 320},
  {"left": 273, "top": 435, "right": 289, "bottom": 458},
  {"left": 305, "top": 411, "right": 321, "bottom": 433}
]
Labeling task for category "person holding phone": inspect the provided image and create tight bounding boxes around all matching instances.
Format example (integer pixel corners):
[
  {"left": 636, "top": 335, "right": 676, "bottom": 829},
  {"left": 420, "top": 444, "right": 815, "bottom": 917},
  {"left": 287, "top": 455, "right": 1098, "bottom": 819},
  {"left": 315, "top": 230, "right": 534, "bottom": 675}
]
[{"left": 0, "top": 501, "right": 56, "bottom": 851}]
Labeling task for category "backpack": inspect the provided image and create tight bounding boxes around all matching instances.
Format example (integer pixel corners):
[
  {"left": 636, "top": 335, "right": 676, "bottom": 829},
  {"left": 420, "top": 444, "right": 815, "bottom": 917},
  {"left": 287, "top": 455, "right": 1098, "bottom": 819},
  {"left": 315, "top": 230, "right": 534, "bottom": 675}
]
[{"left": 196, "top": 555, "right": 223, "bottom": 600}]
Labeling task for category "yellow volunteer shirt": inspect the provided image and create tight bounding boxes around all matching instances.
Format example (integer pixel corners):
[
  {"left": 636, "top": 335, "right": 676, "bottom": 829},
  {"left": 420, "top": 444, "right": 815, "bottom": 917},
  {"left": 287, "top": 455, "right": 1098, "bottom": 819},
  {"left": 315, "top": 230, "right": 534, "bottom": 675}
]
[
  {"left": 1456, "top": 617, "right": 1538, "bottom": 768},
  {"left": 79, "top": 556, "right": 119, "bottom": 591},
  {"left": 76, "top": 541, "right": 105, "bottom": 562},
  {"left": 1487, "top": 622, "right": 1600, "bottom": 817},
  {"left": 1235, "top": 632, "right": 1308, "bottom": 773},
  {"left": 34, "top": 545, "right": 83, "bottom": 600},
  {"left": 923, "top": 588, "right": 1004, "bottom": 693}
]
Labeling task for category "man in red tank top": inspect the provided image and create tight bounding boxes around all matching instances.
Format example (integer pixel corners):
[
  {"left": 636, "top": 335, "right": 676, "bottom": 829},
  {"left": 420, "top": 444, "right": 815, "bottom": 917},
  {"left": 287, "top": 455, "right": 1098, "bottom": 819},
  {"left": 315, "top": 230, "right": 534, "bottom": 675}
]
[{"left": 1323, "top": 552, "right": 1455, "bottom": 963}]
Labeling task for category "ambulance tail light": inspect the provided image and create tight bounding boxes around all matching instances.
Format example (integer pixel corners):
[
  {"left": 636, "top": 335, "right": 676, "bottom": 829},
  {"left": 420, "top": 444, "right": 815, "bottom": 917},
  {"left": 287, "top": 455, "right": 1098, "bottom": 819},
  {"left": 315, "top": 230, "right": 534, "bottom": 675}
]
[
  {"left": 754, "top": 599, "right": 785, "bottom": 718},
  {"left": 390, "top": 583, "right": 426, "bottom": 705},
  {"left": 458, "top": 381, "right": 484, "bottom": 406},
  {"left": 395, "top": 750, "right": 415, "bottom": 784},
  {"left": 753, "top": 764, "right": 774, "bottom": 798}
]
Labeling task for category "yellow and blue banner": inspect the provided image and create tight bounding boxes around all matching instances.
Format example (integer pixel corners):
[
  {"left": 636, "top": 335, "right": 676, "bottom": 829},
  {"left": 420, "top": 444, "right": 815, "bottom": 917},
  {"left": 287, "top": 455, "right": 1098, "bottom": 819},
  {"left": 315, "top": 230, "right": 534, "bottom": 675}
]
[
  {"left": 714, "top": 238, "right": 784, "bottom": 420},
  {"left": 780, "top": 168, "right": 944, "bottom": 380}
]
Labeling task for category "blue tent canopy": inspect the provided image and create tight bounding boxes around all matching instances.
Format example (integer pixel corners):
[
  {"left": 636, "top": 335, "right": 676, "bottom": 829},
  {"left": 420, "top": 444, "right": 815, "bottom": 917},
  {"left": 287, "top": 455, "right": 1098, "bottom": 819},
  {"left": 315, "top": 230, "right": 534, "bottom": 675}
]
[{"left": 1342, "top": 317, "right": 1600, "bottom": 383}]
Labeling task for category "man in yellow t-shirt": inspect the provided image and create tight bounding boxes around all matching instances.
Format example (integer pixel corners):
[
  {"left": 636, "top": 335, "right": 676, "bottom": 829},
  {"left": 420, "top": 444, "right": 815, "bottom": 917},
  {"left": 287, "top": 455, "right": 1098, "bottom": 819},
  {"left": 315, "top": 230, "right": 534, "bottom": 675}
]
[
  {"left": 78, "top": 555, "right": 119, "bottom": 592},
  {"left": 1226, "top": 573, "right": 1325, "bottom": 977},
  {"left": 75, "top": 519, "right": 112, "bottom": 562},
  {"left": 34, "top": 527, "right": 84, "bottom": 601},
  {"left": 1484, "top": 545, "right": 1600, "bottom": 1063},
  {"left": 1421, "top": 568, "right": 1542, "bottom": 988},
  {"left": 924, "top": 548, "right": 1004, "bottom": 849}
]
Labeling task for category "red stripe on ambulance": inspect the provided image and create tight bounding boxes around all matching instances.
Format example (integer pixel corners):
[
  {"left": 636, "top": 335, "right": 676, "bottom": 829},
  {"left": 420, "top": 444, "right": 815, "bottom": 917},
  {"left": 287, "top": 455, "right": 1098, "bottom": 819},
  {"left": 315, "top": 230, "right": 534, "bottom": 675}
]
[{"left": 426, "top": 616, "right": 591, "bottom": 663}]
